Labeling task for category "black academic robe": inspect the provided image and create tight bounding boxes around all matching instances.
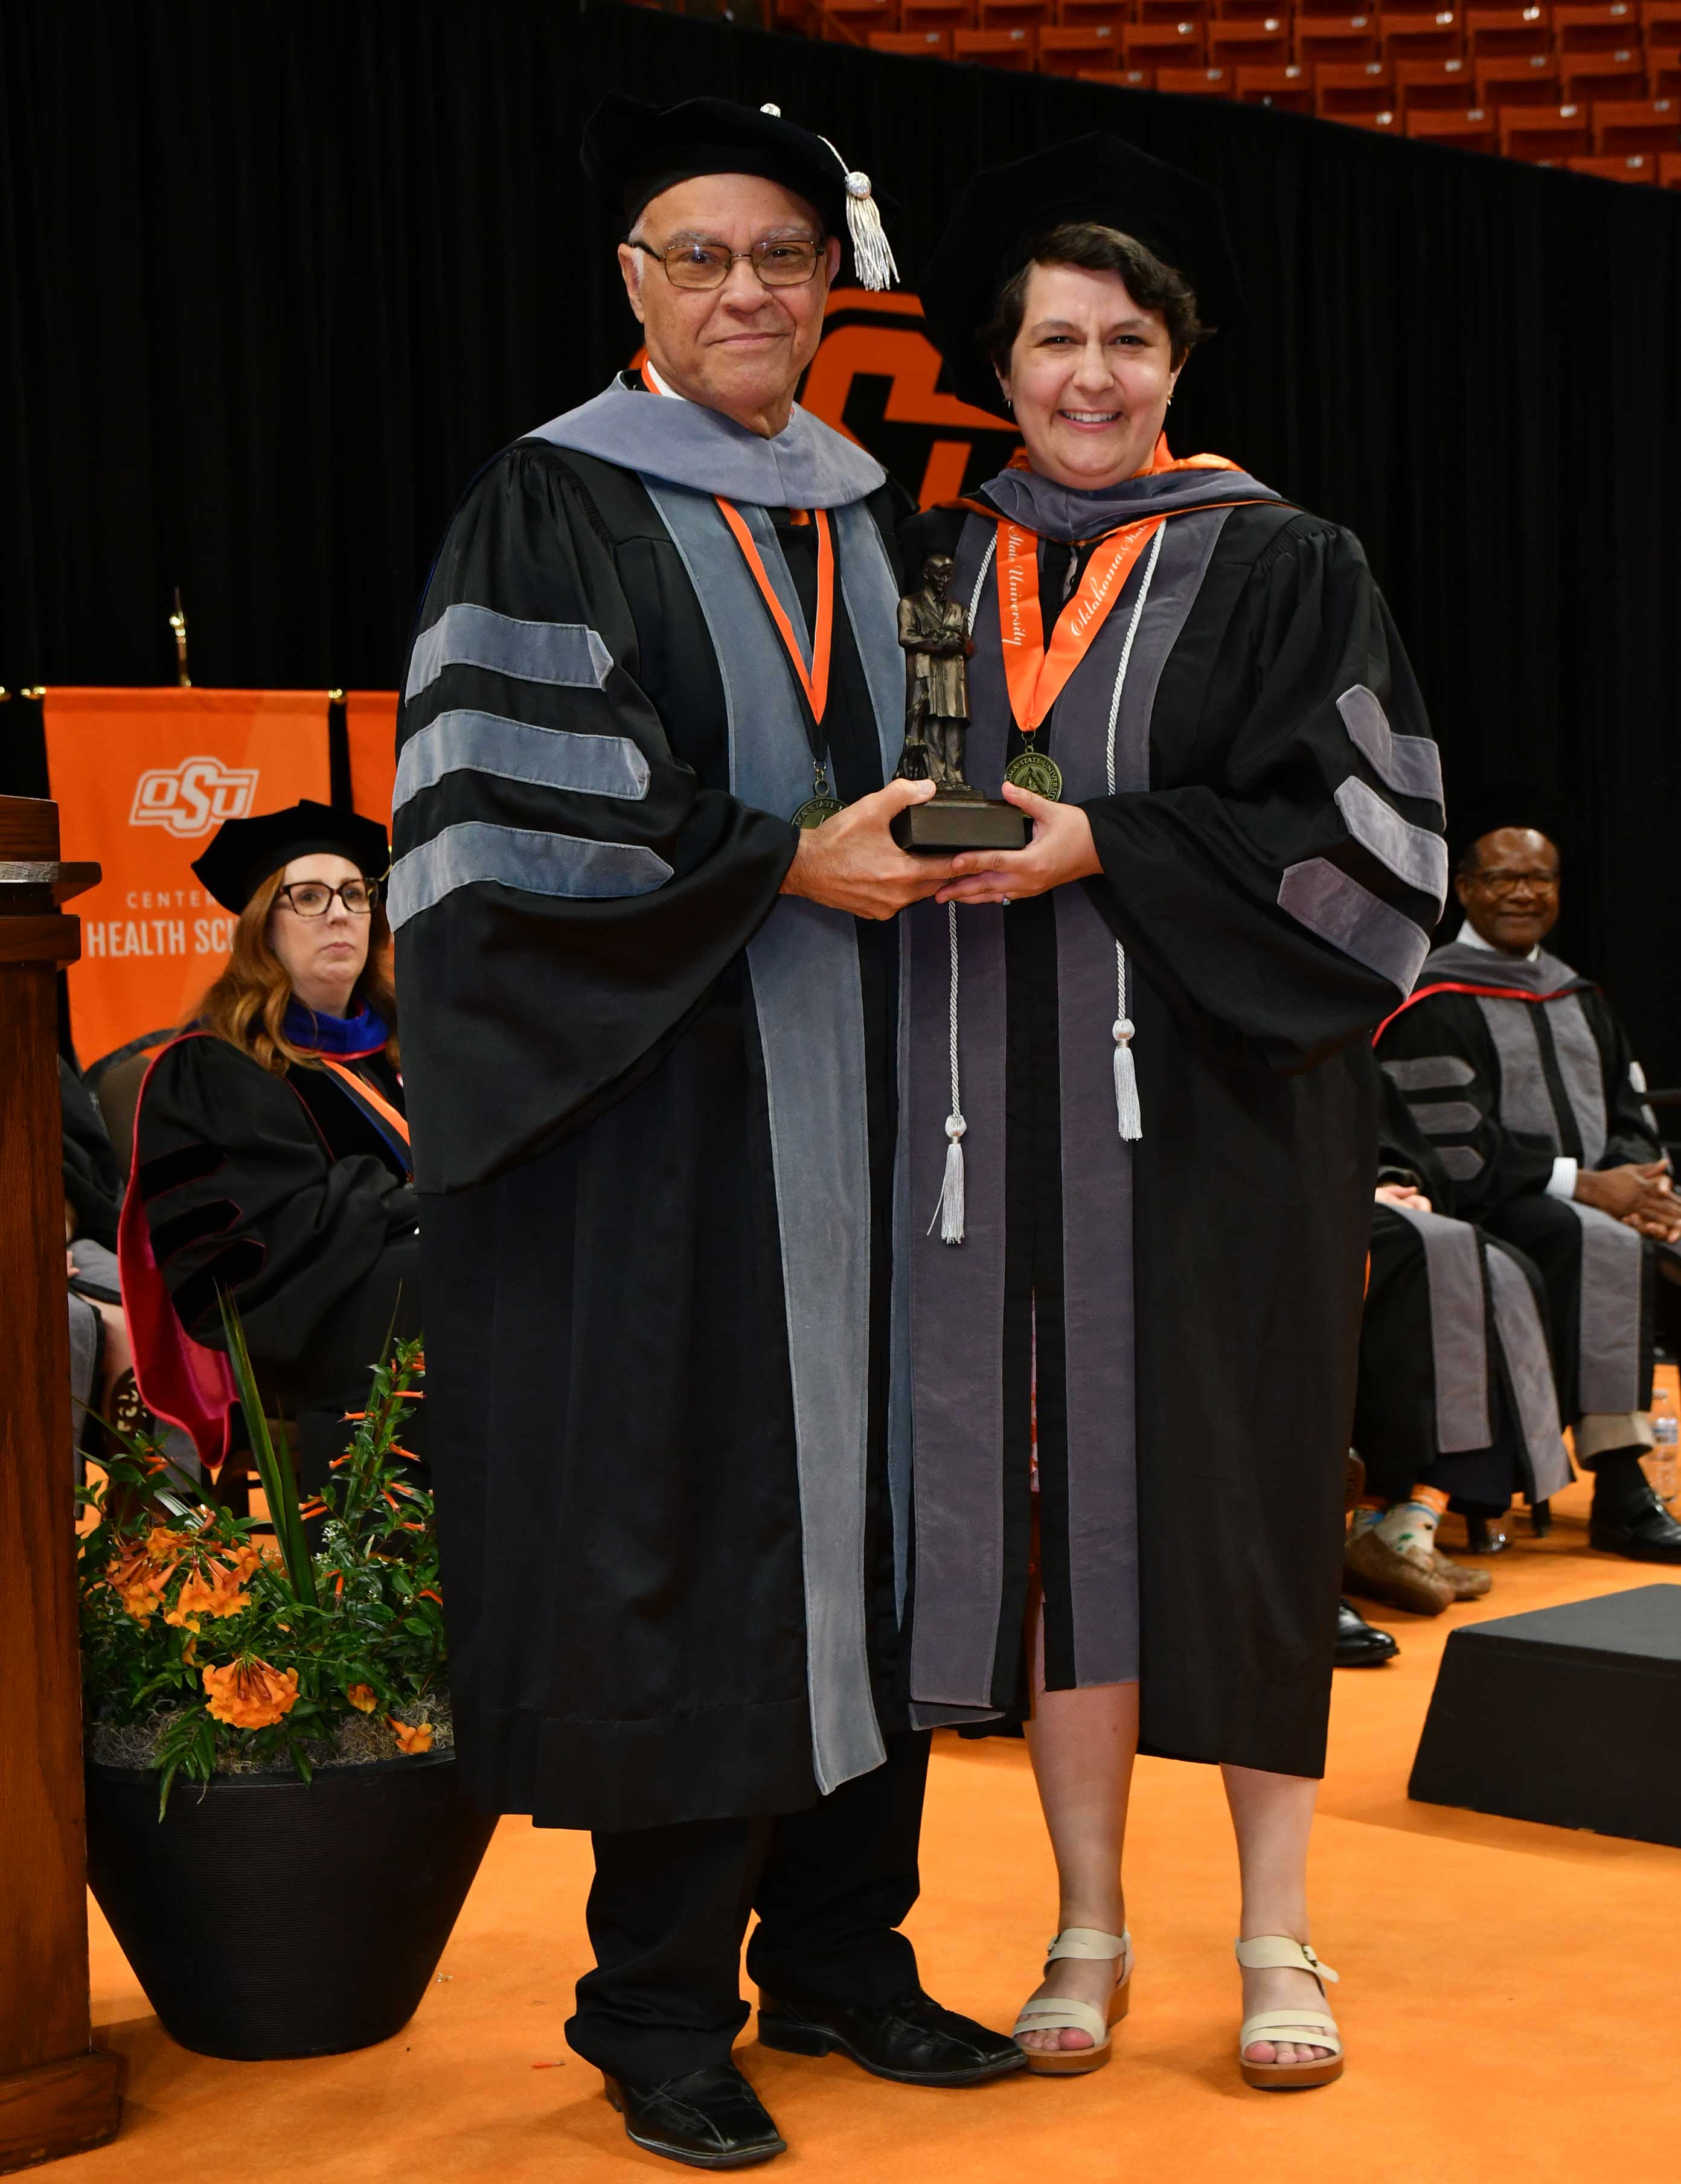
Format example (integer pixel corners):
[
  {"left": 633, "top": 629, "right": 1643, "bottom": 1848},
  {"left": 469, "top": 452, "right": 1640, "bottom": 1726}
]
[
  {"left": 393, "top": 426, "right": 909, "bottom": 1833},
  {"left": 1375, "top": 946, "right": 1655, "bottom": 1424},
  {"left": 901, "top": 489, "right": 1442, "bottom": 1778},
  {"left": 1357, "top": 1067, "right": 1568, "bottom": 1511},
  {"left": 131, "top": 1034, "right": 420, "bottom": 1478}
]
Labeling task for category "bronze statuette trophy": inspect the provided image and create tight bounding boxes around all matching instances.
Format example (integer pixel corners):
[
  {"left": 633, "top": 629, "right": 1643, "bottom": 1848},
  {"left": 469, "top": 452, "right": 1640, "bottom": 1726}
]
[{"left": 889, "top": 553, "right": 1030, "bottom": 853}]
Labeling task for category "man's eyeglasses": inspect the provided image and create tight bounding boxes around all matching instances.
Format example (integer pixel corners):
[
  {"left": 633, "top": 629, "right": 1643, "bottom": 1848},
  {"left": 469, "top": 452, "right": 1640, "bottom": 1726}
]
[
  {"left": 1463, "top": 870, "right": 1560, "bottom": 896},
  {"left": 275, "top": 879, "right": 379, "bottom": 917},
  {"left": 632, "top": 237, "right": 822, "bottom": 291}
]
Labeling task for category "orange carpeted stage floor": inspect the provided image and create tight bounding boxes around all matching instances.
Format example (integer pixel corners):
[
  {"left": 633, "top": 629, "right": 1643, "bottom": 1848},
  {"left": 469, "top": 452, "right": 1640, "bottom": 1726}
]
[{"left": 64, "top": 1476, "right": 1679, "bottom": 2184}]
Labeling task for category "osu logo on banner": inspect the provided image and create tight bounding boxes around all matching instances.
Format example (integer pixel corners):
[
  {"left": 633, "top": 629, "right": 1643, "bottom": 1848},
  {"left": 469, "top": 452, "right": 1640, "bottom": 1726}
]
[{"left": 129, "top": 755, "right": 260, "bottom": 840}]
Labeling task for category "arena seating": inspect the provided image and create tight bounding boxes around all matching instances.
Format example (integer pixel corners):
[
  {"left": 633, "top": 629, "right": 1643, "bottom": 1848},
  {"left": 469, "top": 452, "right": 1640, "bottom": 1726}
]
[{"left": 785, "top": 0, "right": 1681, "bottom": 176}]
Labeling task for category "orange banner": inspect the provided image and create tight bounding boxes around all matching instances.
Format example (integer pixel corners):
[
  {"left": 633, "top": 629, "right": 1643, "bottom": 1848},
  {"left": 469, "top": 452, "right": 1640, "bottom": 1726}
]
[
  {"left": 43, "top": 688, "right": 330, "bottom": 1068},
  {"left": 344, "top": 690, "right": 399, "bottom": 834}
]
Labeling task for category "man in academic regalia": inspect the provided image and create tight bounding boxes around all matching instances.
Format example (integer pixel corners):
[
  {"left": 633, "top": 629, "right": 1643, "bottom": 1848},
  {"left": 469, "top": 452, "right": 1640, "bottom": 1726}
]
[
  {"left": 1375, "top": 790, "right": 1681, "bottom": 1563},
  {"left": 391, "top": 97, "right": 1020, "bottom": 2170},
  {"left": 1345, "top": 1066, "right": 1571, "bottom": 1614}
]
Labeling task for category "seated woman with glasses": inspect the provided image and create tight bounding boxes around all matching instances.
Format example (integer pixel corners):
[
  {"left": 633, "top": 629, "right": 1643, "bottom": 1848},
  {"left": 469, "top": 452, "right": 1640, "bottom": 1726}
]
[{"left": 120, "top": 800, "right": 420, "bottom": 1490}]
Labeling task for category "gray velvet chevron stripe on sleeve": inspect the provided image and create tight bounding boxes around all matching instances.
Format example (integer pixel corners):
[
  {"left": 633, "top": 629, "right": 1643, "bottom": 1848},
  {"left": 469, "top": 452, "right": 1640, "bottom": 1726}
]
[
  {"left": 1474, "top": 999, "right": 1558, "bottom": 1144},
  {"left": 1335, "top": 684, "right": 1444, "bottom": 809},
  {"left": 1438, "top": 1145, "right": 1485, "bottom": 1180},
  {"left": 1409, "top": 1100, "right": 1481, "bottom": 1137},
  {"left": 1276, "top": 858, "right": 1432, "bottom": 993},
  {"left": 1380, "top": 1055, "right": 1474, "bottom": 1092},
  {"left": 405, "top": 602, "right": 613, "bottom": 700},
  {"left": 1333, "top": 775, "right": 1449, "bottom": 909},
  {"left": 394, "top": 709, "right": 650, "bottom": 810},
  {"left": 386, "top": 820, "right": 672, "bottom": 929}
]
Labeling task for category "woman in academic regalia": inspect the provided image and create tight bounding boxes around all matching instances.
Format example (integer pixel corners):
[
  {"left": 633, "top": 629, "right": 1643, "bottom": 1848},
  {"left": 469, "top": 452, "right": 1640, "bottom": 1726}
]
[
  {"left": 899, "top": 137, "right": 1446, "bottom": 2087},
  {"left": 121, "top": 801, "right": 420, "bottom": 1485}
]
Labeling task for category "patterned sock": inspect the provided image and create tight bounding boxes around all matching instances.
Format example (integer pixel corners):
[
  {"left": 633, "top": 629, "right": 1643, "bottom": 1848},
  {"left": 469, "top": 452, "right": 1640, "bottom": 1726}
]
[{"left": 1374, "top": 1485, "right": 1449, "bottom": 1558}]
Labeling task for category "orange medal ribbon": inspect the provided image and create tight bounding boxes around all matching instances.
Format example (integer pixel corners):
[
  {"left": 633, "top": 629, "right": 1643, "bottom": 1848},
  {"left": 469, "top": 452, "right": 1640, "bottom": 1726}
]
[
  {"left": 715, "top": 497, "right": 835, "bottom": 727},
  {"left": 996, "top": 514, "right": 1167, "bottom": 735}
]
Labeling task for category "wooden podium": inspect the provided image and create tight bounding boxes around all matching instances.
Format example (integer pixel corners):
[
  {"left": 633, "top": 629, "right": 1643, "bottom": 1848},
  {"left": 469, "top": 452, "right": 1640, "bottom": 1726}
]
[{"left": 0, "top": 796, "right": 121, "bottom": 2170}]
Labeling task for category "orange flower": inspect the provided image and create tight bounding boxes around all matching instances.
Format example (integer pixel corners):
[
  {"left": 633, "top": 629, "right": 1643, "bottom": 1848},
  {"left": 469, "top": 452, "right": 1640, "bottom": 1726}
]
[
  {"left": 345, "top": 1683, "right": 377, "bottom": 1713},
  {"left": 223, "top": 1542, "right": 268, "bottom": 1582},
  {"left": 106, "top": 1545, "right": 168, "bottom": 1622},
  {"left": 203, "top": 1659, "right": 300, "bottom": 1729},
  {"left": 165, "top": 1560, "right": 253, "bottom": 1632},
  {"left": 388, "top": 1716, "right": 434, "bottom": 1755},
  {"left": 142, "top": 1526, "right": 196, "bottom": 1567}
]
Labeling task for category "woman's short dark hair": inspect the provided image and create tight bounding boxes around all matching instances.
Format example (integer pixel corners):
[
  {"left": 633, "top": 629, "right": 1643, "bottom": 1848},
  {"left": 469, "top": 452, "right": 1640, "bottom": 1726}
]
[{"left": 982, "top": 222, "right": 1209, "bottom": 375}]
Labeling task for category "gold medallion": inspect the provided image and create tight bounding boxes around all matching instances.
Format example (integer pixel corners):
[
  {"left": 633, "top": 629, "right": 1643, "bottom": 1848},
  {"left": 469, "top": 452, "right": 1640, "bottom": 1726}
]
[
  {"left": 1004, "top": 748, "right": 1063, "bottom": 802},
  {"left": 792, "top": 794, "right": 847, "bottom": 829}
]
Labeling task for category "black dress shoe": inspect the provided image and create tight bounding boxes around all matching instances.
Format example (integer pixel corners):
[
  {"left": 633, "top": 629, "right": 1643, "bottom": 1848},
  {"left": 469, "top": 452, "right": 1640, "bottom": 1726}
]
[
  {"left": 601, "top": 2063, "right": 786, "bottom": 2170},
  {"left": 1334, "top": 1596, "right": 1398, "bottom": 1667},
  {"left": 757, "top": 1988, "right": 1025, "bottom": 2086},
  {"left": 1589, "top": 1485, "right": 1681, "bottom": 1563}
]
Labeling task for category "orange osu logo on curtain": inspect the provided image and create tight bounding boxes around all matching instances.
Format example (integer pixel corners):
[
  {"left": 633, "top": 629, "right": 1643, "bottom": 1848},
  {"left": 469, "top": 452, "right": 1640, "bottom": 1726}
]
[{"left": 45, "top": 688, "right": 331, "bottom": 1068}]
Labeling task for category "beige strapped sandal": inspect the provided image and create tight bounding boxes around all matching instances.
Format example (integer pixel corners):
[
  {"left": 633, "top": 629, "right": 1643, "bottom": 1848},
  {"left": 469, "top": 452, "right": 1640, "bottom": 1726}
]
[
  {"left": 1234, "top": 1936, "right": 1343, "bottom": 2090},
  {"left": 1011, "top": 1927, "right": 1133, "bottom": 2077}
]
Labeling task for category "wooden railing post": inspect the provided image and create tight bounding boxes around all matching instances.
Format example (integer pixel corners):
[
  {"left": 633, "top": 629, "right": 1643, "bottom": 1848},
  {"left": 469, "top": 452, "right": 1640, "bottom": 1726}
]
[{"left": 0, "top": 794, "right": 121, "bottom": 2173}]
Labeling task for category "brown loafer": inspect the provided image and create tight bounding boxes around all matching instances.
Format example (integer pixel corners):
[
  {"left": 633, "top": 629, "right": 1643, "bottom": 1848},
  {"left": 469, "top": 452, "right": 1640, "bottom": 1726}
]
[
  {"left": 1430, "top": 1549, "right": 1493, "bottom": 1600},
  {"left": 1343, "top": 1523, "right": 1453, "bottom": 1615}
]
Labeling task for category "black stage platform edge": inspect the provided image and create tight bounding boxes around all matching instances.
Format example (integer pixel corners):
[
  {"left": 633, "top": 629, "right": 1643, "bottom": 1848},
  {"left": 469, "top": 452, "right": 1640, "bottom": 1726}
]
[{"left": 1409, "top": 1583, "right": 1681, "bottom": 1848}]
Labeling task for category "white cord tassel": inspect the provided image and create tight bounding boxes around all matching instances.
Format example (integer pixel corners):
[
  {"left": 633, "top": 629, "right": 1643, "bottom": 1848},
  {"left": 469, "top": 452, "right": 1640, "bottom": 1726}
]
[
  {"left": 1101, "top": 528, "right": 1164, "bottom": 1144},
  {"left": 929, "top": 902, "right": 965, "bottom": 1243}
]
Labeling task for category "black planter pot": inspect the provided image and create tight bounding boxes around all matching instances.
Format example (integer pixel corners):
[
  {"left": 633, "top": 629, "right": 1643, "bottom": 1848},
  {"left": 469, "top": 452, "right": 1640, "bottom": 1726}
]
[{"left": 85, "top": 1751, "right": 498, "bottom": 2061}]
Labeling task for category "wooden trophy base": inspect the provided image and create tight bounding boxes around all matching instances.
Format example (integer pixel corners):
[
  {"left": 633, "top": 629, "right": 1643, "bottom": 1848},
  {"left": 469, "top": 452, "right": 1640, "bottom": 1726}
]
[{"left": 891, "top": 795, "right": 1029, "bottom": 855}]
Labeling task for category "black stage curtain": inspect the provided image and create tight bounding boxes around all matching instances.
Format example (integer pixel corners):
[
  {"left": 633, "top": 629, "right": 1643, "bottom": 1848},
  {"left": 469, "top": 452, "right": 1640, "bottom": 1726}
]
[{"left": 4, "top": 0, "right": 1680, "bottom": 1071}]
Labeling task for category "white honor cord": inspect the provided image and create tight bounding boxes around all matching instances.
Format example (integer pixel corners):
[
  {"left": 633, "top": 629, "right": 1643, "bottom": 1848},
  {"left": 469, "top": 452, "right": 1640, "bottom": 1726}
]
[
  {"left": 1104, "top": 527, "right": 1164, "bottom": 1143},
  {"left": 931, "top": 901, "right": 967, "bottom": 1244}
]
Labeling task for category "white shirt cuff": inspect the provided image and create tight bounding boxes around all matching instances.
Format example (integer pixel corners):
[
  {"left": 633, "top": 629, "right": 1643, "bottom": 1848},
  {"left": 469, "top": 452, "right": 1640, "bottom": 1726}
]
[{"left": 1546, "top": 1156, "right": 1578, "bottom": 1202}]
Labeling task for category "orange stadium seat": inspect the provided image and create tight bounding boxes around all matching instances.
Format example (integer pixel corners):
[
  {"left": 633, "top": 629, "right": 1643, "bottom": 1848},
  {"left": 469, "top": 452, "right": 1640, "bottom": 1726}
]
[
  {"left": 900, "top": 0, "right": 976, "bottom": 31},
  {"left": 1157, "top": 61, "right": 1238, "bottom": 85},
  {"left": 952, "top": 24, "right": 1039, "bottom": 57},
  {"left": 1653, "top": 48, "right": 1681, "bottom": 97},
  {"left": 1592, "top": 94, "right": 1681, "bottom": 146},
  {"left": 869, "top": 26, "right": 955, "bottom": 50},
  {"left": 1295, "top": 12, "right": 1383, "bottom": 60},
  {"left": 1561, "top": 51, "right": 1648, "bottom": 97},
  {"left": 1316, "top": 56, "right": 1401, "bottom": 106},
  {"left": 1208, "top": 16, "right": 1293, "bottom": 62},
  {"left": 1466, "top": 5, "right": 1552, "bottom": 53},
  {"left": 1395, "top": 53, "right": 1476, "bottom": 100},
  {"left": 814, "top": 0, "right": 900, "bottom": 31},
  {"left": 1647, "top": 4, "right": 1681, "bottom": 48},
  {"left": 1406, "top": 101, "right": 1499, "bottom": 141},
  {"left": 978, "top": 0, "right": 1053, "bottom": 30},
  {"left": 1075, "top": 62, "right": 1157, "bottom": 81},
  {"left": 1476, "top": 51, "right": 1564, "bottom": 98},
  {"left": 1039, "top": 22, "right": 1125, "bottom": 66},
  {"left": 1235, "top": 59, "right": 1316, "bottom": 99},
  {"left": 1055, "top": 0, "right": 1129, "bottom": 24},
  {"left": 1212, "top": 0, "right": 1293, "bottom": 16},
  {"left": 1499, "top": 100, "right": 1593, "bottom": 152},
  {"left": 1376, "top": 10, "right": 1467, "bottom": 61},
  {"left": 1123, "top": 19, "right": 1209, "bottom": 60},
  {"left": 1566, "top": 147, "right": 1659, "bottom": 171},
  {"left": 1660, "top": 148, "right": 1681, "bottom": 179},
  {"left": 1551, "top": 0, "right": 1641, "bottom": 47},
  {"left": 1345, "top": 102, "right": 1405, "bottom": 124},
  {"left": 1138, "top": 0, "right": 1209, "bottom": 19}
]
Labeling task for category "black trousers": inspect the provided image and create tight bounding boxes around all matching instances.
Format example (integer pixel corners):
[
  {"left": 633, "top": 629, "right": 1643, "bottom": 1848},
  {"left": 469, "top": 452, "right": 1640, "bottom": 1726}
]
[{"left": 566, "top": 1730, "right": 930, "bottom": 2083}]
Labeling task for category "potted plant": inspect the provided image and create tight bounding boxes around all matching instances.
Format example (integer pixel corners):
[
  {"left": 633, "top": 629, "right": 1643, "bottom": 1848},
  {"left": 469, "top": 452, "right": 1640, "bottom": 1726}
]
[{"left": 78, "top": 1311, "right": 496, "bottom": 2062}]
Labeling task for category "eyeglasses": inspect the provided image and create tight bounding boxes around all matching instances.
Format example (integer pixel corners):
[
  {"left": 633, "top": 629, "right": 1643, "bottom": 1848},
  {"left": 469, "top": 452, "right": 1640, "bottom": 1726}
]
[
  {"left": 632, "top": 237, "right": 822, "bottom": 291},
  {"left": 275, "top": 879, "right": 379, "bottom": 917},
  {"left": 1463, "top": 870, "right": 1560, "bottom": 895}
]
